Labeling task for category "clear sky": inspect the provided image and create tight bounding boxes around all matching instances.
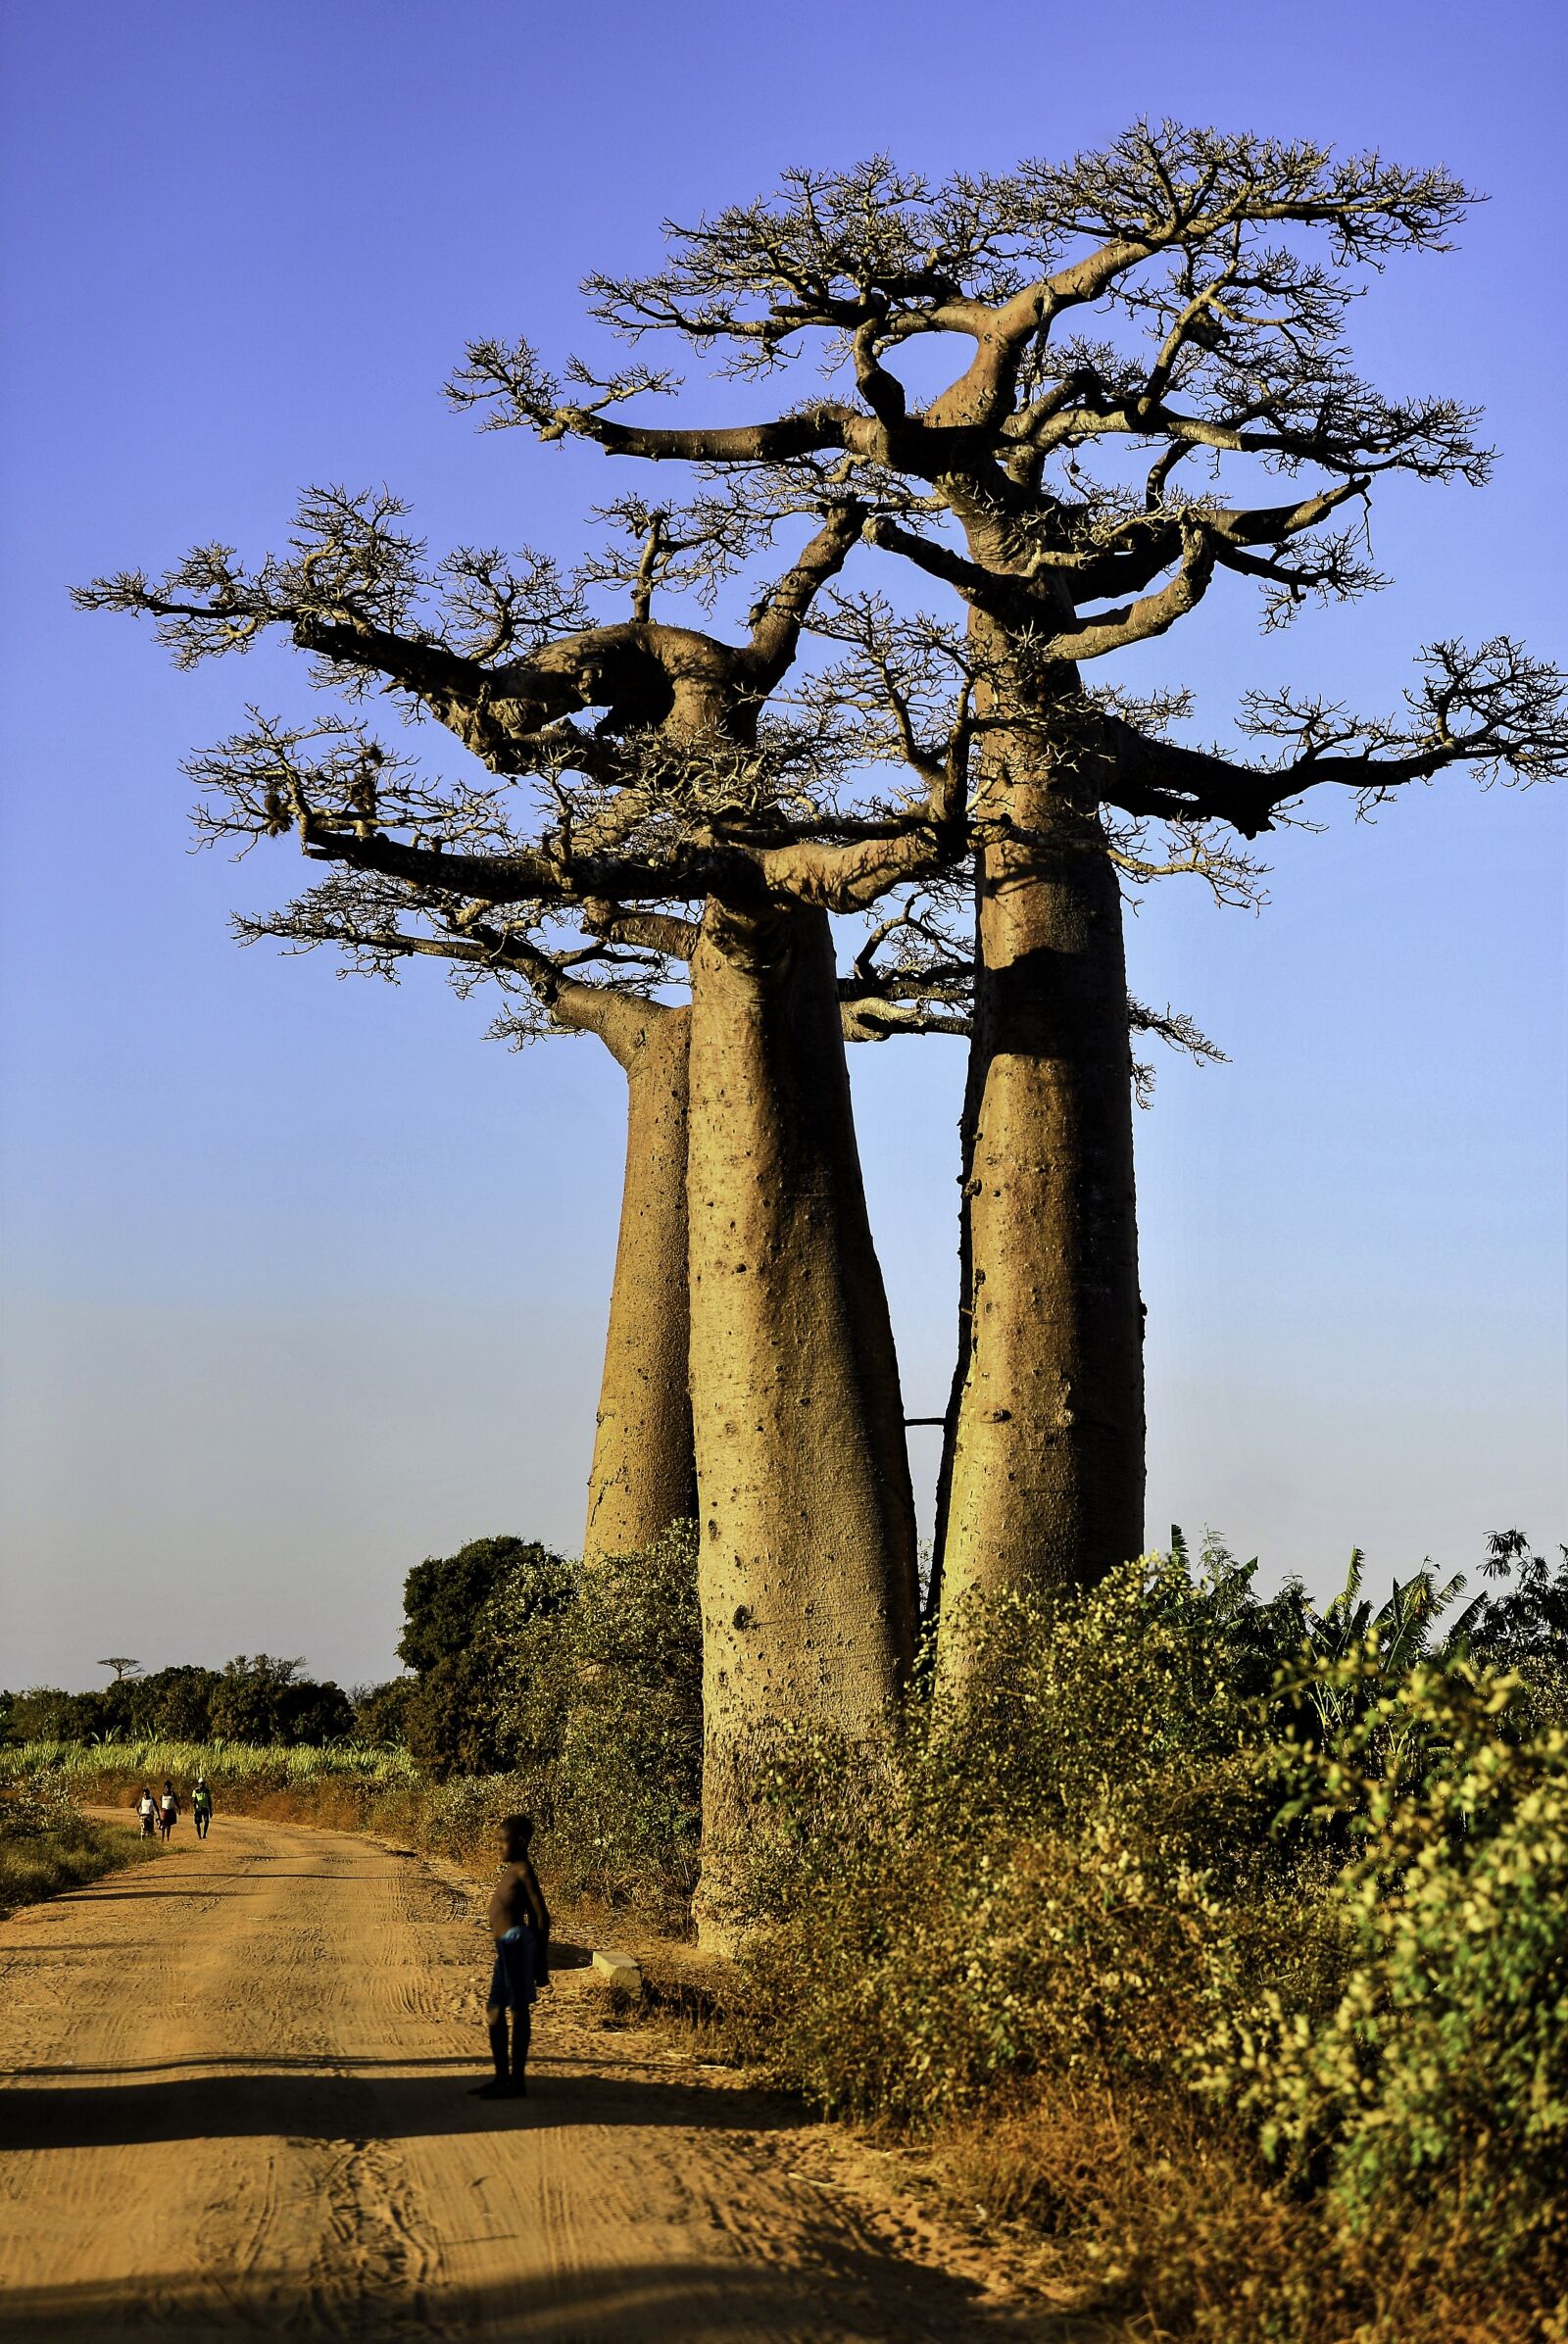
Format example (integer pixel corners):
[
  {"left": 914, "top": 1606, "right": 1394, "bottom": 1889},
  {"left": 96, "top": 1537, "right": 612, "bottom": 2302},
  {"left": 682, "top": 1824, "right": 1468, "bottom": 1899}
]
[{"left": 1, "top": 0, "right": 1563, "bottom": 1692}]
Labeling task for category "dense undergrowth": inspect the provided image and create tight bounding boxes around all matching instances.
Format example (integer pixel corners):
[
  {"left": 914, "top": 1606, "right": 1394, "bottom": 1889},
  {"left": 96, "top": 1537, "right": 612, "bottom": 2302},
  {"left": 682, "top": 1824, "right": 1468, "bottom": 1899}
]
[{"left": 706, "top": 1542, "right": 1568, "bottom": 2341}]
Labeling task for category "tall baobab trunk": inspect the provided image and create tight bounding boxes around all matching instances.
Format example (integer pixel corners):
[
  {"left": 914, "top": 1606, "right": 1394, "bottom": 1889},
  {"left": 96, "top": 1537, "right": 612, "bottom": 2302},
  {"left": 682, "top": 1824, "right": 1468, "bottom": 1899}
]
[
  {"left": 582, "top": 1003, "right": 697, "bottom": 1562},
  {"left": 936, "top": 669, "right": 1145, "bottom": 1672},
  {"left": 686, "top": 896, "right": 919, "bottom": 1943}
]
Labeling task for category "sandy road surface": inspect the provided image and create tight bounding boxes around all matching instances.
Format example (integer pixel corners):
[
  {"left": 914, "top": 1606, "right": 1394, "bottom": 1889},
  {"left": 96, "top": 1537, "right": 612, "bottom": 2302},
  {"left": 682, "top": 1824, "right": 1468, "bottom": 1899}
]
[{"left": 0, "top": 1815, "right": 1052, "bottom": 2342}]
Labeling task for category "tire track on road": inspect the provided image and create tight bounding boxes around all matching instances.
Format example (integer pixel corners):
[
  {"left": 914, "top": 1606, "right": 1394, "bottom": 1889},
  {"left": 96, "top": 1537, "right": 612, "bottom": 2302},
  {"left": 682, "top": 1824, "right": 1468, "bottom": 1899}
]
[{"left": 0, "top": 1812, "right": 1054, "bottom": 2341}]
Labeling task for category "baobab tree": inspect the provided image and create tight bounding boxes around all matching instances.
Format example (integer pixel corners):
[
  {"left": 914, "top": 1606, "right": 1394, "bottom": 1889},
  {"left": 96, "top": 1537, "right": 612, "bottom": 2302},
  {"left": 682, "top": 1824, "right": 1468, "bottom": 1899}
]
[
  {"left": 455, "top": 122, "right": 1567, "bottom": 1650},
  {"left": 79, "top": 482, "right": 973, "bottom": 1925}
]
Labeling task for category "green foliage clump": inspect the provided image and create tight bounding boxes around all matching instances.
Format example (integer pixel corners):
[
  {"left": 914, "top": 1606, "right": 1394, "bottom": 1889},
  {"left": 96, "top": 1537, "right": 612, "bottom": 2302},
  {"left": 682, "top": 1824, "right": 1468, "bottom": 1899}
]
[
  {"left": 484, "top": 1521, "right": 703, "bottom": 1920},
  {"left": 1470, "top": 1530, "right": 1568, "bottom": 1729},
  {"left": 397, "top": 1536, "right": 570, "bottom": 1777},
  {"left": 350, "top": 1676, "right": 416, "bottom": 1747},
  {"left": 727, "top": 1548, "right": 1324, "bottom": 2123},
  {"left": 714, "top": 1535, "right": 1568, "bottom": 2338},
  {"left": 0, "top": 1764, "right": 80, "bottom": 1840},
  {"left": 1204, "top": 1644, "right": 1568, "bottom": 2296}
]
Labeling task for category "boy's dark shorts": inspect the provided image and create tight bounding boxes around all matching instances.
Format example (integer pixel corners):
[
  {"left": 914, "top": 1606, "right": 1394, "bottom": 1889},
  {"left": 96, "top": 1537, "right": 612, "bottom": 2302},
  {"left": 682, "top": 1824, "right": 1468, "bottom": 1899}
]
[{"left": 488, "top": 1926, "right": 539, "bottom": 2011}]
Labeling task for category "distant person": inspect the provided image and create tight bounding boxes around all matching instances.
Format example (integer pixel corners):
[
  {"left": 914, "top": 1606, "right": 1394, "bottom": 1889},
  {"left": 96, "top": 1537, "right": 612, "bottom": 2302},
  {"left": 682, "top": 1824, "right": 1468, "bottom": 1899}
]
[
  {"left": 474, "top": 1814, "right": 551, "bottom": 2099},
  {"left": 158, "top": 1780, "right": 179, "bottom": 1841},
  {"left": 191, "top": 1778, "right": 214, "bottom": 1839},
  {"left": 136, "top": 1787, "right": 157, "bottom": 1840}
]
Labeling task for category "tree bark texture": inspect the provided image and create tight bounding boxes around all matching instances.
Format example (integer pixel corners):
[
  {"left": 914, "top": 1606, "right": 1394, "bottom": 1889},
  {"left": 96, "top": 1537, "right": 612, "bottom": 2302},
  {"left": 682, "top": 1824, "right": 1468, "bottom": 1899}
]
[
  {"left": 936, "top": 704, "right": 1146, "bottom": 1670},
  {"left": 582, "top": 1004, "right": 698, "bottom": 1563},
  {"left": 686, "top": 899, "right": 919, "bottom": 1941}
]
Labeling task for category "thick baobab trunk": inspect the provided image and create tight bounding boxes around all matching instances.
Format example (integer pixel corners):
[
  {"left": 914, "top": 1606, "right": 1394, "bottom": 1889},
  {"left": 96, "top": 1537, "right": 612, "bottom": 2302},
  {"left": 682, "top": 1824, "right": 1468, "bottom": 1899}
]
[
  {"left": 582, "top": 1005, "right": 697, "bottom": 1562},
  {"left": 686, "top": 897, "right": 919, "bottom": 1942},
  {"left": 936, "top": 778, "right": 1145, "bottom": 1670}
]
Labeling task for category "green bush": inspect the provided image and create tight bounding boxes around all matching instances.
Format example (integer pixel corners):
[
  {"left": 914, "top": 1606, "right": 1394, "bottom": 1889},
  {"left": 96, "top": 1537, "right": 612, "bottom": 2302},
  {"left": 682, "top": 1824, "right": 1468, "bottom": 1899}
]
[
  {"left": 484, "top": 1521, "right": 702, "bottom": 1921},
  {"left": 1203, "top": 1642, "right": 1568, "bottom": 2297},
  {"left": 351, "top": 1676, "right": 416, "bottom": 1746},
  {"left": 710, "top": 1543, "right": 1568, "bottom": 2336},
  {"left": 398, "top": 1536, "right": 570, "bottom": 1777},
  {"left": 1470, "top": 1531, "right": 1568, "bottom": 1730},
  {"left": 721, "top": 1550, "right": 1329, "bottom": 2121},
  {"left": 1, "top": 1763, "right": 83, "bottom": 1841}
]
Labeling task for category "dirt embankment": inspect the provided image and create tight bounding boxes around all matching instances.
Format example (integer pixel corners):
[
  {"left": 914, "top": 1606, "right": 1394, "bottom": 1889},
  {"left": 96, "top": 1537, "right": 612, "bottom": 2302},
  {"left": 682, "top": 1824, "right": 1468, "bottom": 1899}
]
[{"left": 0, "top": 1811, "right": 1076, "bottom": 2341}]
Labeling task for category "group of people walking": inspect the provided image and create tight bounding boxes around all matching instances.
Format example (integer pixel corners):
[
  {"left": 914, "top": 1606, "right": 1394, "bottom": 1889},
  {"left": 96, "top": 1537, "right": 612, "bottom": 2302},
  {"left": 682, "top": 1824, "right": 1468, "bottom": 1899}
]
[{"left": 135, "top": 1777, "right": 214, "bottom": 1842}]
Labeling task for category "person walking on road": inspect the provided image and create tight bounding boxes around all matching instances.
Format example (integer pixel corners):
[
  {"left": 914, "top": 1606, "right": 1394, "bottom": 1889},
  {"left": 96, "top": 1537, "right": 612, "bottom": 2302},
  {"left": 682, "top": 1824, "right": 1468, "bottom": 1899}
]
[
  {"left": 474, "top": 1815, "right": 551, "bottom": 2099},
  {"left": 157, "top": 1780, "right": 179, "bottom": 1841},
  {"left": 191, "top": 1778, "right": 214, "bottom": 1839},
  {"left": 136, "top": 1786, "right": 158, "bottom": 1841}
]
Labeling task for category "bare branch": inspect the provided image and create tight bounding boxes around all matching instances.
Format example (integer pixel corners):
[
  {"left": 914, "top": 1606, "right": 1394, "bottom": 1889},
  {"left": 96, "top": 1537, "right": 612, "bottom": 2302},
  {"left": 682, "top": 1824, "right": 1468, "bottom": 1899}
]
[
  {"left": 1042, "top": 525, "right": 1218, "bottom": 659},
  {"left": 1107, "top": 639, "right": 1568, "bottom": 834}
]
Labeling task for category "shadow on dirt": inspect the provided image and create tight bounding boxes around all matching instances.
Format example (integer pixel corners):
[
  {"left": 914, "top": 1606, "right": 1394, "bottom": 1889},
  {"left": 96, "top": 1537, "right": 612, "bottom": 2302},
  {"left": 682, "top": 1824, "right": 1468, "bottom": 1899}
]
[
  {"left": 0, "top": 2256, "right": 1075, "bottom": 2342},
  {"left": 0, "top": 2062, "right": 809, "bottom": 2151}
]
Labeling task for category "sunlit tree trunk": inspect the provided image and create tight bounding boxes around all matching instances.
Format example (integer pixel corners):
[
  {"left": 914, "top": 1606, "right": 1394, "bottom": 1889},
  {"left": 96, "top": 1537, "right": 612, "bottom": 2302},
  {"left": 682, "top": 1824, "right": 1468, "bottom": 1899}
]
[
  {"left": 936, "top": 637, "right": 1145, "bottom": 1672},
  {"left": 686, "top": 897, "right": 919, "bottom": 1942},
  {"left": 583, "top": 1004, "right": 697, "bottom": 1562}
]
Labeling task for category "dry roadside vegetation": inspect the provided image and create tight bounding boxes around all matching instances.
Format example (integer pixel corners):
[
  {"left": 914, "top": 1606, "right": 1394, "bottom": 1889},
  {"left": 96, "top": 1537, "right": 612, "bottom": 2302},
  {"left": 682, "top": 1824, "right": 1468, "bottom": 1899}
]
[
  {"left": 0, "top": 1767, "right": 156, "bottom": 1917},
  {"left": 709, "top": 1542, "right": 1568, "bottom": 2342}
]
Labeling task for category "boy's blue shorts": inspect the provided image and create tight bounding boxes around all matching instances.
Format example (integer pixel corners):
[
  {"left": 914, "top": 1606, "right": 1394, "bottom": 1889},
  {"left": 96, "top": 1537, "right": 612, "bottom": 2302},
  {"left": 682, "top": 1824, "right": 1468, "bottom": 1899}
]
[{"left": 488, "top": 1926, "right": 538, "bottom": 2011}]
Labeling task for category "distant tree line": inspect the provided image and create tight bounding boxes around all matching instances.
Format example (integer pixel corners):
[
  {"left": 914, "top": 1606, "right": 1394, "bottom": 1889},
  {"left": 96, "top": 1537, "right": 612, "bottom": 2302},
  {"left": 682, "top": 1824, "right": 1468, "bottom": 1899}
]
[
  {"left": 5, "top": 1528, "right": 1558, "bottom": 1778},
  {"left": 0, "top": 1653, "right": 355, "bottom": 1747}
]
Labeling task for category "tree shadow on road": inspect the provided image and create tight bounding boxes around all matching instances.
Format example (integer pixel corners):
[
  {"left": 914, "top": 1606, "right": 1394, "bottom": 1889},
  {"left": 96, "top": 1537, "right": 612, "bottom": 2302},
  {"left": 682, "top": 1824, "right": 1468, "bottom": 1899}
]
[
  {"left": 0, "top": 2254, "right": 1088, "bottom": 2342},
  {"left": 0, "top": 2062, "right": 811, "bottom": 2150}
]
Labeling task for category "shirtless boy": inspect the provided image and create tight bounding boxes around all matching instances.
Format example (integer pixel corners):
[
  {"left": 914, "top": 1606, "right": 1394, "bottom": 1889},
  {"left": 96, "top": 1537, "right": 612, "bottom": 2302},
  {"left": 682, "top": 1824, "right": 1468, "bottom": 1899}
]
[{"left": 474, "top": 1815, "right": 551, "bottom": 2099}]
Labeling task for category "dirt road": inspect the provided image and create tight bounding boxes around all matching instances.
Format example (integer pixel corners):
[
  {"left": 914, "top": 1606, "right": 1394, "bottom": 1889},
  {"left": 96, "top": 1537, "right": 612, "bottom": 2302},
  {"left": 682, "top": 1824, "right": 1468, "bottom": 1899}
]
[{"left": 0, "top": 1814, "right": 1053, "bottom": 2341}]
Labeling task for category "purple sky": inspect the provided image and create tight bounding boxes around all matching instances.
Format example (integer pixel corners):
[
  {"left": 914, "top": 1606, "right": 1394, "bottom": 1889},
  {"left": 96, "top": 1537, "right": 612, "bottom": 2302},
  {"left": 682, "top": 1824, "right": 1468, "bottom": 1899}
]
[{"left": 2, "top": 0, "right": 1563, "bottom": 1690}]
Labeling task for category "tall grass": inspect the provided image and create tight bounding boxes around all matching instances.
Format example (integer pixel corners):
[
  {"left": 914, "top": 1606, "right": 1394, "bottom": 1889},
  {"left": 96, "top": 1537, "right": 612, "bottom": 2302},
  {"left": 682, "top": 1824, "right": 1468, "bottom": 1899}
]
[
  {"left": 0, "top": 1739, "right": 566, "bottom": 1895},
  {"left": 0, "top": 1738, "right": 421, "bottom": 1792}
]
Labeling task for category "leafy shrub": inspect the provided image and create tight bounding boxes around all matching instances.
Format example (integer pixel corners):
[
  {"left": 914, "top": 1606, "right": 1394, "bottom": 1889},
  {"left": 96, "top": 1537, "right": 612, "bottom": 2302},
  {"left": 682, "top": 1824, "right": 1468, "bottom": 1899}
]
[
  {"left": 724, "top": 1549, "right": 1332, "bottom": 2123},
  {"left": 1203, "top": 1641, "right": 1568, "bottom": 2305},
  {"left": 351, "top": 1676, "right": 416, "bottom": 1746},
  {"left": 398, "top": 1536, "right": 570, "bottom": 1777},
  {"left": 0, "top": 1765, "right": 80, "bottom": 1840},
  {"left": 713, "top": 1540, "right": 1568, "bottom": 2337},
  {"left": 0, "top": 1767, "right": 158, "bottom": 1917},
  {"left": 484, "top": 1521, "right": 703, "bottom": 1920},
  {"left": 1470, "top": 1531, "right": 1568, "bottom": 1729}
]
